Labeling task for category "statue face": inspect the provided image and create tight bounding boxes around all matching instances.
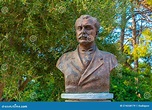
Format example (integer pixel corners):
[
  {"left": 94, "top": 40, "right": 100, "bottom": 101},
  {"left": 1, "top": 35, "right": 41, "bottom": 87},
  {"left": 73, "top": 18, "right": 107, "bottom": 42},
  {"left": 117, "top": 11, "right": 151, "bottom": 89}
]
[{"left": 75, "top": 18, "right": 97, "bottom": 45}]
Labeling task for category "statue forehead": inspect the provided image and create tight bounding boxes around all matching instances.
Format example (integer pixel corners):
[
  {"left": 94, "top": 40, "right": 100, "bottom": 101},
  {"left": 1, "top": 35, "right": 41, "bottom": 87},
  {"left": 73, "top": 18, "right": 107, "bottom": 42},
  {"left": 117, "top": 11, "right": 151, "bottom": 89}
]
[{"left": 75, "top": 18, "right": 95, "bottom": 26}]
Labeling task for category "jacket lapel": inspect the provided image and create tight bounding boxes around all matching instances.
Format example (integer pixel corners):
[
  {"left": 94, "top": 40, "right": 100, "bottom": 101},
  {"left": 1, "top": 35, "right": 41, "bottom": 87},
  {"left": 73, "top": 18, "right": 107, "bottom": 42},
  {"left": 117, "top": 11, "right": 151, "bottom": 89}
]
[
  {"left": 78, "top": 48, "right": 104, "bottom": 85},
  {"left": 70, "top": 48, "right": 84, "bottom": 74}
]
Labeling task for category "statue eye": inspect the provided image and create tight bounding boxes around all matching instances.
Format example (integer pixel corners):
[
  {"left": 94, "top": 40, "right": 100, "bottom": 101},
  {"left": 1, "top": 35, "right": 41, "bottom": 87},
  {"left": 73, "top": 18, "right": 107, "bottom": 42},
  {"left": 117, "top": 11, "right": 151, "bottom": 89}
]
[
  {"left": 77, "top": 26, "right": 82, "bottom": 30},
  {"left": 85, "top": 25, "right": 92, "bottom": 30}
]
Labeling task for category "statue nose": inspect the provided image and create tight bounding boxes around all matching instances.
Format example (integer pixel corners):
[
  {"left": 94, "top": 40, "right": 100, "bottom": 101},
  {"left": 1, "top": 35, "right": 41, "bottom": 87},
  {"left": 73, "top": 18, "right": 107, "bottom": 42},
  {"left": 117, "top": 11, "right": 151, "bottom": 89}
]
[{"left": 82, "top": 28, "right": 86, "bottom": 34}]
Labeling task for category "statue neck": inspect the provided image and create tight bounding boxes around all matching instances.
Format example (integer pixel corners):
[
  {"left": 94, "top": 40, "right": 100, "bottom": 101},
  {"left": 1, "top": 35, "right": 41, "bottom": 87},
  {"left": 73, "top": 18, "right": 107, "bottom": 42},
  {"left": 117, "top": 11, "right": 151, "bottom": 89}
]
[{"left": 78, "top": 43, "right": 96, "bottom": 54}]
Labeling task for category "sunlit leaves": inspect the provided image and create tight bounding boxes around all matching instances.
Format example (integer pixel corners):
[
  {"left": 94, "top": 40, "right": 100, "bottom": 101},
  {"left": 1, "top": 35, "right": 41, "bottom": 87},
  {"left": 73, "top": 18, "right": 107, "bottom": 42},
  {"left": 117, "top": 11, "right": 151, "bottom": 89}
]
[
  {"left": 124, "top": 45, "right": 131, "bottom": 54},
  {"left": 147, "top": 0, "right": 152, "bottom": 6},
  {"left": 136, "top": 29, "right": 152, "bottom": 57},
  {"left": 124, "top": 42, "right": 150, "bottom": 59},
  {"left": 142, "top": 29, "right": 152, "bottom": 41}
]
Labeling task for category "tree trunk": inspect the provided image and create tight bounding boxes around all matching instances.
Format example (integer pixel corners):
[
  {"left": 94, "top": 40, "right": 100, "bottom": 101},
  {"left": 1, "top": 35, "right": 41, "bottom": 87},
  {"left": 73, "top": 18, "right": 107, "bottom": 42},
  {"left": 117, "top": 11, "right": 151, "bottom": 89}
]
[
  {"left": 132, "top": 13, "right": 138, "bottom": 72},
  {"left": 19, "top": 78, "right": 30, "bottom": 91},
  {"left": 120, "top": 28, "right": 125, "bottom": 52},
  {"left": 0, "top": 83, "right": 4, "bottom": 101}
]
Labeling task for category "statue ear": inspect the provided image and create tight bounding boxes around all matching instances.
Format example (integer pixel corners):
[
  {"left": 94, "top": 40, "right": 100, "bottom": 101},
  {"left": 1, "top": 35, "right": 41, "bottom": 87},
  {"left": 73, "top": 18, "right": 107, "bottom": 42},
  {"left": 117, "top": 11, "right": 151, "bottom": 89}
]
[{"left": 96, "top": 31, "right": 99, "bottom": 36}]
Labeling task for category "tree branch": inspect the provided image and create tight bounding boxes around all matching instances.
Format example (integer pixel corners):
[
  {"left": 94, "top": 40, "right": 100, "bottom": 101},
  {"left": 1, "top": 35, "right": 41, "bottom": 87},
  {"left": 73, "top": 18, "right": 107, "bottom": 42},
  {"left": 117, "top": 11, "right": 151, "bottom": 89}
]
[
  {"left": 0, "top": 83, "right": 4, "bottom": 101},
  {"left": 19, "top": 78, "right": 31, "bottom": 91}
]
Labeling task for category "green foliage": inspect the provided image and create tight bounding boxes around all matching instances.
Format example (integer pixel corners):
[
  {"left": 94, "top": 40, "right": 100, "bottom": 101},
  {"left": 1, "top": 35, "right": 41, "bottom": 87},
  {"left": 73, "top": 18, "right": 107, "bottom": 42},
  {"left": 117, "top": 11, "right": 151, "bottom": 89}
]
[
  {"left": 111, "top": 67, "right": 152, "bottom": 101},
  {"left": 0, "top": 0, "right": 117, "bottom": 101}
]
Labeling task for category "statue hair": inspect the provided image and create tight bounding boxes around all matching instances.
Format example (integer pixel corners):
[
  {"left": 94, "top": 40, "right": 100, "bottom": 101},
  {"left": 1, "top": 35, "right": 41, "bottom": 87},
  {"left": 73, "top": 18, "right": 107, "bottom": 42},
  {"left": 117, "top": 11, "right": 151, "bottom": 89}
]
[{"left": 75, "top": 15, "right": 100, "bottom": 34}]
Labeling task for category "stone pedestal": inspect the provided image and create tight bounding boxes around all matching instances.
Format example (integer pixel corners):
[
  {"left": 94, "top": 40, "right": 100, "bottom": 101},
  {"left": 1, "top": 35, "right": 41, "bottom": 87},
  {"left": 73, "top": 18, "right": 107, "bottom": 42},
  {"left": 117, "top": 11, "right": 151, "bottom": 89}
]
[{"left": 61, "top": 93, "right": 114, "bottom": 102}]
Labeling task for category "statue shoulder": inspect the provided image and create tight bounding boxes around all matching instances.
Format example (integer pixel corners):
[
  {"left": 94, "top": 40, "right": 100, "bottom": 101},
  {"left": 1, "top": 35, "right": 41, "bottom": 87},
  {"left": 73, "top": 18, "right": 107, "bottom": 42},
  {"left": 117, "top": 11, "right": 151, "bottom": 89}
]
[
  {"left": 58, "top": 51, "right": 74, "bottom": 61},
  {"left": 56, "top": 51, "right": 74, "bottom": 72},
  {"left": 99, "top": 50, "right": 115, "bottom": 57},
  {"left": 98, "top": 50, "right": 118, "bottom": 71}
]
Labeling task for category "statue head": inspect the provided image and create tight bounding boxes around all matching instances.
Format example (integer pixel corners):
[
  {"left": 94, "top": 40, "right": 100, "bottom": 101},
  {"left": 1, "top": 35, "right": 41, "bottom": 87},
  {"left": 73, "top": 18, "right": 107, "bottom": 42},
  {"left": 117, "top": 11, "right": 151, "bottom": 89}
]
[{"left": 75, "top": 15, "right": 100, "bottom": 45}]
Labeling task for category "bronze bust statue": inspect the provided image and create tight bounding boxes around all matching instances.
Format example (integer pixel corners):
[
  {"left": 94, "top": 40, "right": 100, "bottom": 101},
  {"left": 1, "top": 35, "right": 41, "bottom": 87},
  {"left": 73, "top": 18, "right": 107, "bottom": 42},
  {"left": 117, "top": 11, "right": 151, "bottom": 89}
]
[{"left": 56, "top": 15, "right": 117, "bottom": 93}]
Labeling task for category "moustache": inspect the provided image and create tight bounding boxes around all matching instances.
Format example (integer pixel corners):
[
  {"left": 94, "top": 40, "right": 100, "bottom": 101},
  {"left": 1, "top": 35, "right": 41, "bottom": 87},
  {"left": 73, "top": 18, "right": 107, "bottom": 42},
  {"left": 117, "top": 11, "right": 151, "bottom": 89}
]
[{"left": 78, "top": 34, "right": 90, "bottom": 39}]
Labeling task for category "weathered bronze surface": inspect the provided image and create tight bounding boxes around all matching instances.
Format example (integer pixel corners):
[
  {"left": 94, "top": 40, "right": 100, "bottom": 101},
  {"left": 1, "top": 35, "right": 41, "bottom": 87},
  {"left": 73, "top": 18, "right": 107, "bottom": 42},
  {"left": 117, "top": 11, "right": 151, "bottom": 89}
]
[{"left": 56, "top": 15, "right": 118, "bottom": 93}]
